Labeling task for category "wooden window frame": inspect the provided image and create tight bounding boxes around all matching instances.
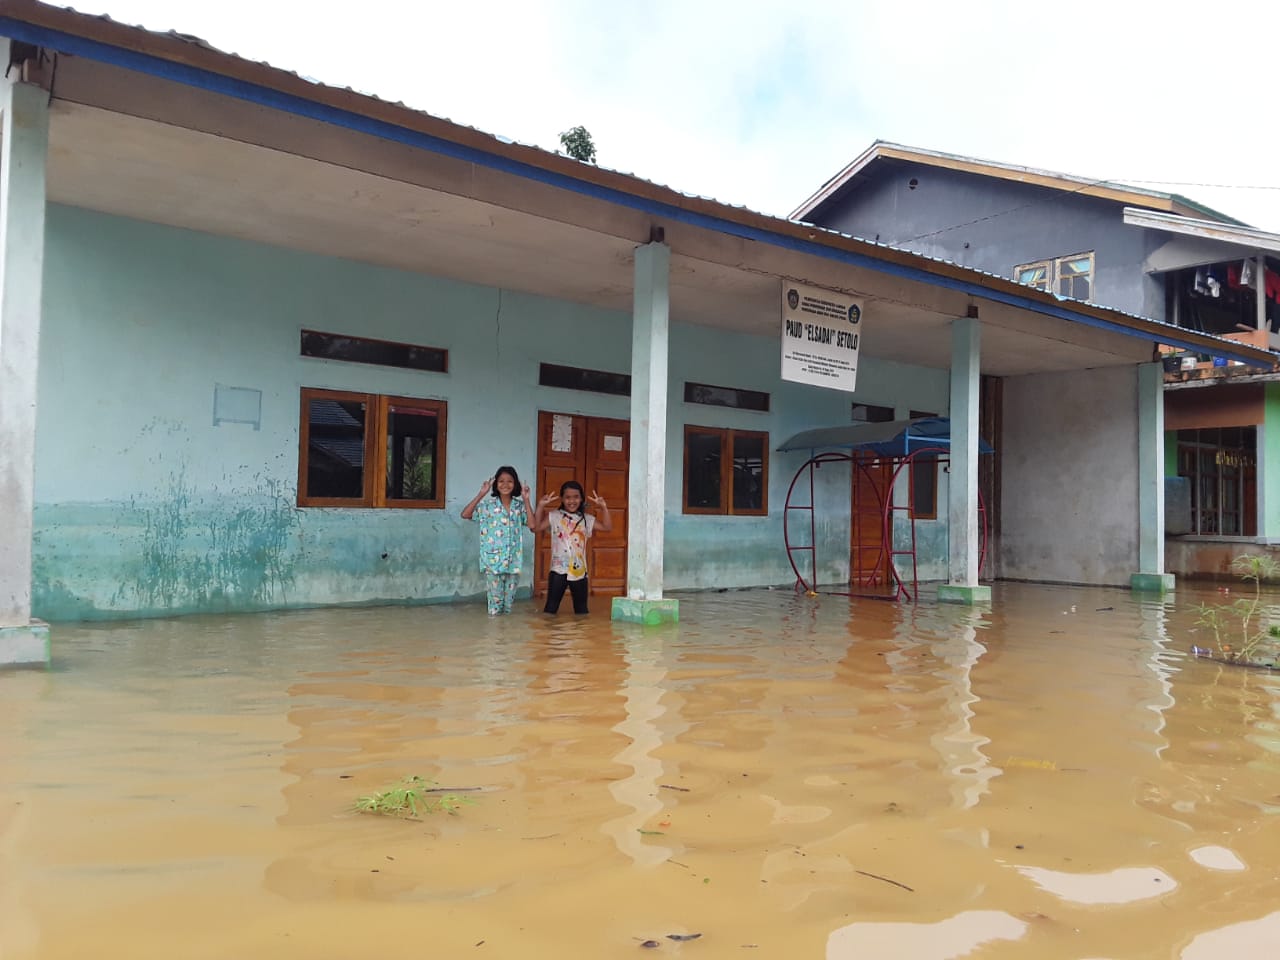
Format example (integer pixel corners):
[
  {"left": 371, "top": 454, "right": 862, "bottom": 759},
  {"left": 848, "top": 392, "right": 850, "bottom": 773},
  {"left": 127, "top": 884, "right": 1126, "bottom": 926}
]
[
  {"left": 1014, "top": 259, "right": 1052, "bottom": 292},
  {"left": 682, "top": 425, "right": 769, "bottom": 517},
  {"left": 1055, "top": 251, "right": 1094, "bottom": 301},
  {"left": 1014, "top": 252, "right": 1095, "bottom": 302},
  {"left": 298, "top": 387, "right": 447, "bottom": 509}
]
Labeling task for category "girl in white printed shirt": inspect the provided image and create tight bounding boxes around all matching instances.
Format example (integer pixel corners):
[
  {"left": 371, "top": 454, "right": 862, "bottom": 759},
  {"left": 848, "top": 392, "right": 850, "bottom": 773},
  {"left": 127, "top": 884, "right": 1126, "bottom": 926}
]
[{"left": 534, "top": 480, "right": 612, "bottom": 614}]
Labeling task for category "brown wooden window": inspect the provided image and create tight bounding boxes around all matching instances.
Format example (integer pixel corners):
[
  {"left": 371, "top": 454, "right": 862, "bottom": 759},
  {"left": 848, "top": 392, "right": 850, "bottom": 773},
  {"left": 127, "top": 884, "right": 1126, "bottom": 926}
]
[
  {"left": 298, "top": 388, "right": 446, "bottom": 508},
  {"left": 682, "top": 425, "right": 768, "bottom": 516}
]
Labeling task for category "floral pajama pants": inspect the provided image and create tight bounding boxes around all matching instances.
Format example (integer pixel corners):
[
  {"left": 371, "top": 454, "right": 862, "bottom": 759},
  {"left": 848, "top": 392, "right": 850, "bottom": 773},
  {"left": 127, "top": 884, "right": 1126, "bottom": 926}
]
[{"left": 485, "top": 572, "right": 519, "bottom": 615}]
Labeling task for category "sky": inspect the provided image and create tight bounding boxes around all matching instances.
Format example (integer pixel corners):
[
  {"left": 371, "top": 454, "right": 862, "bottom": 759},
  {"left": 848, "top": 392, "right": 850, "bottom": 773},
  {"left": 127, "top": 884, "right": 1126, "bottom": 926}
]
[{"left": 62, "top": 0, "right": 1280, "bottom": 232}]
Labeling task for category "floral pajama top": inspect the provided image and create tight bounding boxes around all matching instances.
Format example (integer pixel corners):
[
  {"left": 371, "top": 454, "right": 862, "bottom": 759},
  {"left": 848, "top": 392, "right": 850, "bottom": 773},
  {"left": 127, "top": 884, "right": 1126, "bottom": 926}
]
[{"left": 475, "top": 496, "right": 528, "bottom": 574}]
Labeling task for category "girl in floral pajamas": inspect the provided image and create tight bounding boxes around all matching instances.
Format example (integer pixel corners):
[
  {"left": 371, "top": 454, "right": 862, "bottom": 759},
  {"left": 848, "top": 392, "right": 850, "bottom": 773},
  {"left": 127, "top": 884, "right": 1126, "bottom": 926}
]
[{"left": 461, "top": 466, "right": 534, "bottom": 615}]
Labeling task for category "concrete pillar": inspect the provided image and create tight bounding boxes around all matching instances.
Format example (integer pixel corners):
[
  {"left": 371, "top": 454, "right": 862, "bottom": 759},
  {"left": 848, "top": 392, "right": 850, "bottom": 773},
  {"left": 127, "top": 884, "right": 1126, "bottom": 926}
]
[
  {"left": 0, "top": 56, "right": 51, "bottom": 666},
  {"left": 1131, "top": 362, "right": 1174, "bottom": 593},
  {"left": 612, "top": 241, "right": 678, "bottom": 625},
  {"left": 1256, "top": 254, "right": 1267, "bottom": 332},
  {"left": 938, "top": 316, "right": 990, "bottom": 604}
]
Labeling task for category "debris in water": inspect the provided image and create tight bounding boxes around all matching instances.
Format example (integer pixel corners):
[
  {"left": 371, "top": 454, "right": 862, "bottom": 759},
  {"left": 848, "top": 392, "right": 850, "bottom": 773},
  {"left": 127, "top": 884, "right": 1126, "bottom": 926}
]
[
  {"left": 668, "top": 933, "right": 702, "bottom": 942},
  {"left": 640, "top": 940, "right": 660, "bottom": 949},
  {"left": 660, "top": 784, "right": 691, "bottom": 792},
  {"left": 855, "top": 869, "right": 914, "bottom": 892}
]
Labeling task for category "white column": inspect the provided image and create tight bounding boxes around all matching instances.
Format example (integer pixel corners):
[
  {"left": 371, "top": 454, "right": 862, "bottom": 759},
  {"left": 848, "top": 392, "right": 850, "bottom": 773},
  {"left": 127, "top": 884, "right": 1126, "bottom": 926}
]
[
  {"left": 1136, "top": 362, "right": 1167, "bottom": 575},
  {"left": 625, "top": 242, "right": 670, "bottom": 601},
  {"left": 945, "top": 316, "right": 982, "bottom": 591},
  {"left": 0, "top": 63, "right": 50, "bottom": 636},
  {"left": 1256, "top": 254, "right": 1267, "bottom": 332}
]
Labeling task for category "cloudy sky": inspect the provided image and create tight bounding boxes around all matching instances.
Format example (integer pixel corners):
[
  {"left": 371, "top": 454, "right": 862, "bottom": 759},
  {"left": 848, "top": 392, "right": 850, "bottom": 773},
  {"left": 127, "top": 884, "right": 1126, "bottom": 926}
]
[{"left": 68, "top": 0, "right": 1280, "bottom": 231}]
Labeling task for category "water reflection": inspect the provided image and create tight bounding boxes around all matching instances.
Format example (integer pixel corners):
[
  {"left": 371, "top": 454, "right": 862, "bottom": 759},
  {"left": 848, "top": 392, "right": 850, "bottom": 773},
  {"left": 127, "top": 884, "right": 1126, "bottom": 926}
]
[
  {"left": 2, "top": 585, "right": 1279, "bottom": 958},
  {"left": 601, "top": 629, "right": 676, "bottom": 866}
]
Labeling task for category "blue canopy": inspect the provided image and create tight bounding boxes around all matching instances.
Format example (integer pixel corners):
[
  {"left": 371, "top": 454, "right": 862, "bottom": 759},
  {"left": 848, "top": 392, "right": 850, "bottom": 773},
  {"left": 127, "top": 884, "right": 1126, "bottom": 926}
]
[{"left": 776, "top": 416, "right": 994, "bottom": 456}]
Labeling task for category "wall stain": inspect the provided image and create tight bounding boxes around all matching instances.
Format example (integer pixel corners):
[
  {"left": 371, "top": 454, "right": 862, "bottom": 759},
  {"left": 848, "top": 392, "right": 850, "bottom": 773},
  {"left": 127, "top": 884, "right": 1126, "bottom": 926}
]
[{"left": 119, "top": 470, "right": 300, "bottom": 612}]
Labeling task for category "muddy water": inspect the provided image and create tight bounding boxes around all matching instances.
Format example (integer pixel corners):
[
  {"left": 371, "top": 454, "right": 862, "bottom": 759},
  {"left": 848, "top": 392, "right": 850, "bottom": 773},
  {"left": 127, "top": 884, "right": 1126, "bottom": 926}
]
[{"left": 2, "top": 583, "right": 1278, "bottom": 960}]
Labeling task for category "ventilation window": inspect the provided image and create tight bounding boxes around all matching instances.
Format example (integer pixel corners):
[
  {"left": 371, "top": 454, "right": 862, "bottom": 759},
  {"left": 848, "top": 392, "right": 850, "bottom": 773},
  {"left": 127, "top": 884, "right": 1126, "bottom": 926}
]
[
  {"left": 539, "top": 363, "right": 631, "bottom": 396},
  {"left": 301, "top": 330, "right": 447, "bottom": 373}
]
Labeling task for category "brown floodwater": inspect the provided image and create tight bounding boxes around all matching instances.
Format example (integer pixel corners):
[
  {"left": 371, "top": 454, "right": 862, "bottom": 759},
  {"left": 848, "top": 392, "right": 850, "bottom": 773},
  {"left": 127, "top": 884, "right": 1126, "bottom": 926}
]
[{"left": 2, "top": 583, "right": 1279, "bottom": 959}]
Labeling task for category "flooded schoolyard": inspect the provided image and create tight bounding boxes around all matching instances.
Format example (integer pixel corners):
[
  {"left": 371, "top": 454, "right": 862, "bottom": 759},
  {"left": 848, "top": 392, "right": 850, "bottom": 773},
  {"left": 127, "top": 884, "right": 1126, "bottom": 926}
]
[{"left": 2, "top": 583, "right": 1279, "bottom": 959}]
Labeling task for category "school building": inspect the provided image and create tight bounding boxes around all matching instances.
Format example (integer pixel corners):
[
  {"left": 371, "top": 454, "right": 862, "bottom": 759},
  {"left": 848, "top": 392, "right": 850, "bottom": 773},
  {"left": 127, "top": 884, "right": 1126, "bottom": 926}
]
[{"left": 1, "top": 1, "right": 1274, "bottom": 664}]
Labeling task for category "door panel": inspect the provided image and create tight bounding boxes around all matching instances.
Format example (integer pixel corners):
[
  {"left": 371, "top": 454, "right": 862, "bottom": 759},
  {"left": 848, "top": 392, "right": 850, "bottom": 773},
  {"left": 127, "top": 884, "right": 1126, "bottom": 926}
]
[
  {"left": 534, "top": 412, "right": 584, "bottom": 593},
  {"left": 851, "top": 454, "right": 892, "bottom": 588},
  {"left": 534, "top": 412, "right": 629, "bottom": 597},
  {"left": 585, "top": 418, "right": 629, "bottom": 595}
]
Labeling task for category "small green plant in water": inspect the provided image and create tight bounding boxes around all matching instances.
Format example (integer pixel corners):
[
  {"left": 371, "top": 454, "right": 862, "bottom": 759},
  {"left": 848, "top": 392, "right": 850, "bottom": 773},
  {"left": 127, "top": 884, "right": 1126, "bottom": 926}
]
[
  {"left": 354, "top": 776, "right": 474, "bottom": 819},
  {"left": 1195, "top": 554, "right": 1280, "bottom": 665}
]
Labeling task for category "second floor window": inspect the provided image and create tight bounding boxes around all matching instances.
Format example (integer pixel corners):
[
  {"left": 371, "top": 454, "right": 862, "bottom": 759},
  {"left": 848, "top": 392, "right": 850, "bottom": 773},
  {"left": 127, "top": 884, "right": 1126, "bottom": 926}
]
[{"left": 1015, "top": 251, "right": 1094, "bottom": 301}]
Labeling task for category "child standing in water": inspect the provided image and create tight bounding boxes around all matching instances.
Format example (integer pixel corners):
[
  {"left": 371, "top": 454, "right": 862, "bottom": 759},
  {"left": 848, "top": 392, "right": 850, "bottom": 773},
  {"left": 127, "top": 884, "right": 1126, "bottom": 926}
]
[
  {"left": 534, "top": 481, "right": 612, "bottom": 614},
  {"left": 461, "top": 466, "right": 534, "bottom": 615}
]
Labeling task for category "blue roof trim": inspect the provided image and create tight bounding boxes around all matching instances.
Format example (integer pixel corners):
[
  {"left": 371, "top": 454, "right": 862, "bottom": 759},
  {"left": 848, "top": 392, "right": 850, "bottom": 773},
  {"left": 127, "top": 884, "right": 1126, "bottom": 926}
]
[{"left": 2, "top": 15, "right": 1272, "bottom": 369}]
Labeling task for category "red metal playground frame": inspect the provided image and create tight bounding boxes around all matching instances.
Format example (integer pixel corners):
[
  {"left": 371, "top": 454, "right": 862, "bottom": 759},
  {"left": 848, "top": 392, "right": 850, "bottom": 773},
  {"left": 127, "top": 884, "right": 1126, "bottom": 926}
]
[{"left": 783, "top": 446, "right": 988, "bottom": 602}]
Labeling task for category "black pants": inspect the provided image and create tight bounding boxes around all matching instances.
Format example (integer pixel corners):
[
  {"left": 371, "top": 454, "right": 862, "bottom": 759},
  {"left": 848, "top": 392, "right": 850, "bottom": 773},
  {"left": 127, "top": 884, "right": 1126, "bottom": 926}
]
[{"left": 545, "top": 572, "right": 590, "bottom": 614}]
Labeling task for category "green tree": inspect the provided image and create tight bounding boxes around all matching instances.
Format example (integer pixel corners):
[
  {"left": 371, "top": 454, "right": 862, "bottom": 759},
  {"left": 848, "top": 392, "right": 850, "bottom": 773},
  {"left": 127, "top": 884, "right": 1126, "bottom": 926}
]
[{"left": 558, "top": 125, "right": 597, "bottom": 164}]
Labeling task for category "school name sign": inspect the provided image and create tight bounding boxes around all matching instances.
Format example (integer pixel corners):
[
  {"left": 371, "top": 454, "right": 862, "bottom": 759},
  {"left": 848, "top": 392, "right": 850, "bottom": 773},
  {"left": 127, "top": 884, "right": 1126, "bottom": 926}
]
[{"left": 780, "top": 282, "right": 863, "bottom": 392}]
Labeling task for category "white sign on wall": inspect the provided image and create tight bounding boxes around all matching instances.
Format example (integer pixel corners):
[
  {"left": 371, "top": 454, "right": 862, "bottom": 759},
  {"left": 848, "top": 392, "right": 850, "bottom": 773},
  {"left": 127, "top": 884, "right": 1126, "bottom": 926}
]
[{"left": 780, "top": 281, "right": 863, "bottom": 392}]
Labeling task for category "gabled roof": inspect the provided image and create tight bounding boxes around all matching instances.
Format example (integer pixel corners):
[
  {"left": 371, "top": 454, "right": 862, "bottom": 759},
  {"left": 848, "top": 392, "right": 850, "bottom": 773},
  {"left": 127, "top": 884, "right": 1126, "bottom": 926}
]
[{"left": 790, "top": 141, "right": 1246, "bottom": 227}]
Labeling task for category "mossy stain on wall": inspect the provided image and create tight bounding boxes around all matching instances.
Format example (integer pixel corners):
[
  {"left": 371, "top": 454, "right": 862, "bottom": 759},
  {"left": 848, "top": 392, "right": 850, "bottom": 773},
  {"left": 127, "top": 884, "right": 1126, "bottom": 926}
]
[{"left": 116, "top": 470, "right": 301, "bottom": 612}]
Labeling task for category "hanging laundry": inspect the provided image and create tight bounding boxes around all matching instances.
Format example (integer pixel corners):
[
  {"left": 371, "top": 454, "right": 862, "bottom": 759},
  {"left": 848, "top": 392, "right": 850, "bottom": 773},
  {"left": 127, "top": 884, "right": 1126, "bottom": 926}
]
[
  {"left": 1194, "top": 267, "right": 1209, "bottom": 295},
  {"left": 1266, "top": 267, "right": 1280, "bottom": 302},
  {"left": 1240, "top": 258, "right": 1256, "bottom": 286}
]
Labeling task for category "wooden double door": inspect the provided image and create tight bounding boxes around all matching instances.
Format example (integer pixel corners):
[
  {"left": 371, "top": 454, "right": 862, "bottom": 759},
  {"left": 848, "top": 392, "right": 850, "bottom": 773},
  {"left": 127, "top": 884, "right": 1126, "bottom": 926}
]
[{"left": 534, "top": 412, "right": 629, "bottom": 596}]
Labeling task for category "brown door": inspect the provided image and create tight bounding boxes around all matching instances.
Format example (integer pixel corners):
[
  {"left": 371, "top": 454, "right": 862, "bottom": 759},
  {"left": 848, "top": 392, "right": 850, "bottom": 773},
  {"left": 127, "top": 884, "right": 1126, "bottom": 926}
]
[
  {"left": 534, "top": 411, "right": 629, "bottom": 597},
  {"left": 850, "top": 453, "right": 893, "bottom": 588}
]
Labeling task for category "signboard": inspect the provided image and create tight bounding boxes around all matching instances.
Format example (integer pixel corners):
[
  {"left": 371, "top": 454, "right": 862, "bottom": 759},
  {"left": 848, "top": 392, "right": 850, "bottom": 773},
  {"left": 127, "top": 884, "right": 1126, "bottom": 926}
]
[{"left": 780, "top": 282, "right": 863, "bottom": 392}]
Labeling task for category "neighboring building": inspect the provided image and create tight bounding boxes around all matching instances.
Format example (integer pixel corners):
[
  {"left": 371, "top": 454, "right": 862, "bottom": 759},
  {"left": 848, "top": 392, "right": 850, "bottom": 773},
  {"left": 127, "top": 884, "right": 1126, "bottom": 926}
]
[
  {"left": 792, "top": 142, "right": 1280, "bottom": 576},
  {"left": 0, "top": 4, "right": 1272, "bottom": 664}
]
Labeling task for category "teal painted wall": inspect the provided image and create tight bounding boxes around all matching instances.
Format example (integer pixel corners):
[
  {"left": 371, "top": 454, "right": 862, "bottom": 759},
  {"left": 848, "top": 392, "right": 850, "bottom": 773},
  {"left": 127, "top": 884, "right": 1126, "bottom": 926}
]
[
  {"left": 33, "top": 205, "right": 950, "bottom": 620},
  {"left": 1265, "top": 384, "right": 1280, "bottom": 538}
]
